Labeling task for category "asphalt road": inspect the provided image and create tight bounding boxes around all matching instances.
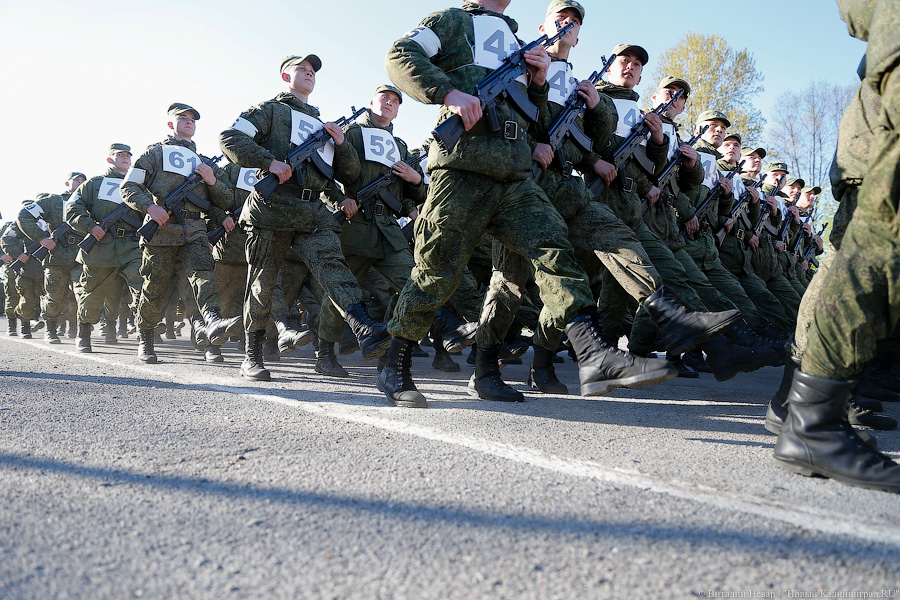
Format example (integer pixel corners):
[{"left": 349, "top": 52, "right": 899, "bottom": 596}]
[{"left": 1, "top": 319, "right": 898, "bottom": 599}]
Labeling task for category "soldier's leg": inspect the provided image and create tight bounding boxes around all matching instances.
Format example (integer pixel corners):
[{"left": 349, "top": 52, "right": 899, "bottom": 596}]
[
  {"left": 632, "top": 222, "right": 707, "bottom": 312},
  {"left": 701, "top": 258, "right": 771, "bottom": 331},
  {"left": 738, "top": 271, "right": 794, "bottom": 332},
  {"left": 319, "top": 254, "right": 375, "bottom": 345},
  {"left": 766, "top": 273, "right": 802, "bottom": 322},
  {"left": 215, "top": 262, "right": 247, "bottom": 319},
  {"left": 41, "top": 265, "right": 72, "bottom": 320},
  {"left": 15, "top": 274, "right": 40, "bottom": 322},
  {"left": 361, "top": 265, "right": 396, "bottom": 323},
  {"left": 4, "top": 268, "right": 21, "bottom": 334},
  {"left": 448, "top": 266, "right": 482, "bottom": 323},
  {"left": 137, "top": 245, "right": 178, "bottom": 330},
  {"left": 475, "top": 240, "right": 531, "bottom": 349},
  {"left": 78, "top": 265, "right": 121, "bottom": 325}
]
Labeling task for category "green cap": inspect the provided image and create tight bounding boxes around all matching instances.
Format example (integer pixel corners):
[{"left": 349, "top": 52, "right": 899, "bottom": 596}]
[
  {"left": 108, "top": 143, "right": 131, "bottom": 155},
  {"left": 167, "top": 102, "right": 200, "bottom": 120},
  {"left": 546, "top": 0, "right": 585, "bottom": 23},
  {"left": 375, "top": 85, "right": 403, "bottom": 104},
  {"left": 765, "top": 162, "right": 789, "bottom": 174},
  {"left": 740, "top": 146, "right": 766, "bottom": 159},
  {"left": 723, "top": 132, "right": 742, "bottom": 145},
  {"left": 696, "top": 110, "right": 731, "bottom": 128},
  {"left": 801, "top": 185, "right": 822, "bottom": 195},
  {"left": 66, "top": 172, "right": 86, "bottom": 181},
  {"left": 610, "top": 43, "right": 649, "bottom": 66},
  {"left": 657, "top": 76, "right": 690, "bottom": 99},
  {"left": 280, "top": 54, "right": 322, "bottom": 73},
  {"left": 786, "top": 177, "right": 805, "bottom": 188}
]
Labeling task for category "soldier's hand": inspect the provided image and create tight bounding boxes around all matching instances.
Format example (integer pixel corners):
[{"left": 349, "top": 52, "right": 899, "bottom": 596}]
[
  {"left": 749, "top": 235, "right": 760, "bottom": 251},
  {"left": 1, "top": 254, "right": 10, "bottom": 264},
  {"left": 576, "top": 80, "right": 600, "bottom": 109},
  {"left": 724, "top": 218, "right": 734, "bottom": 233},
  {"left": 268, "top": 159, "right": 293, "bottom": 184},
  {"left": 767, "top": 197, "right": 779, "bottom": 213},
  {"left": 802, "top": 222, "right": 812, "bottom": 235},
  {"left": 524, "top": 46, "right": 550, "bottom": 86},
  {"left": 91, "top": 225, "right": 105, "bottom": 241},
  {"left": 532, "top": 143, "right": 554, "bottom": 170},
  {"left": 678, "top": 144, "right": 697, "bottom": 168},
  {"left": 814, "top": 235, "right": 824, "bottom": 251},
  {"left": 717, "top": 177, "right": 733, "bottom": 195},
  {"left": 444, "top": 89, "right": 483, "bottom": 131},
  {"left": 323, "top": 122, "right": 345, "bottom": 145},
  {"left": 788, "top": 205, "right": 800, "bottom": 223},
  {"left": 775, "top": 240, "right": 785, "bottom": 252},
  {"left": 685, "top": 216, "right": 699, "bottom": 235},
  {"left": 195, "top": 163, "right": 217, "bottom": 186},
  {"left": 800, "top": 259, "right": 809, "bottom": 270},
  {"left": 392, "top": 161, "right": 423, "bottom": 185},
  {"left": 407, "top": 209, "right": 419, "bottom": 220},
  {"left": 39, "top": 237, "right": 56, "bottom": 251},
  {"left": 222, "top": 216, "right": 235, "bottom": 233},
  {"left": 147, "top": 204, "right": 169, "bottom": 226},
  {"left": 643, "top": 112, "right": 664, "bottom": 144},
  {"left": 594, "top": 159, "right": 617, "bottom": 185},
  {"left": 748, "top": 187, "right": 760, "bottom": 202},
  {"left": 340, "top": 198, "right": 358, "bottom": 219},
  {"left": 646, "top": 186, "right": 660, "bottom": 205},
  {"left": 16, "top": 253, "right": 28, "bottom": 264}
]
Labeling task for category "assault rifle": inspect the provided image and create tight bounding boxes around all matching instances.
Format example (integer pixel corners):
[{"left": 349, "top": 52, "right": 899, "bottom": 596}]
[
  {"left": 678, "top": 159, "right": 744, "bottom": 239},
  {"left": 333, "top": 145, "right": 430, "bottom": 227},
  {"left": 137, "top": 154, "right": 222, "bottom": 242},
  {"left": 714, "top": 176, "right": 764, "bottom": 245},
  {"left": 207, "top": 205, "right": 243, "bottom": 247},
  {"left": 432, "top": 21, "right": 575, "bottom": 156},
  {"left": 530, "top": 59, "right": 613, "bottom": 181},
  {"left": 656, "top": 125, "right": 708, "bottom": 201},
  {"left": 802, "top": 223, "right": 827, "bottom": 268},
  {"left": 751, "top": 177, "right": 786, "bottom": 242},
  {"left": 254, "top": 106, "right": 366, "bottom": 200},
  {"left": 78, "top": 202, "right": 143, "bottom": 254},
  {"left": 9, "top": 222, "right": 78, "bottom": 273},
  {"left": 587, "top": 88, "right": 685, "bottom": 199}
]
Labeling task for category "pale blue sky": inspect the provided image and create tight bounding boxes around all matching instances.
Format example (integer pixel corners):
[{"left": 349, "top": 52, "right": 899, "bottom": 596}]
[{"left": 0, "top": 0, "right": 864, "bottom": 221}]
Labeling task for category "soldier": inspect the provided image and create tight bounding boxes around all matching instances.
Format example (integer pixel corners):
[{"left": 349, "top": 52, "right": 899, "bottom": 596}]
[
  {"left": 120, "top": 103, "right": 242, "bottom": 364},
  {"left": 65, "top": 144, "right": 143, "bottom": 353},
  {"left": 0, "top": 204, "right": 45, "bottom": 338},
  {"left": 220, "top": 55, "right": 391, "bottom": 382},
  {"left": 791, "top": 185, "right": 824, "bottom": 285},
  {"left": 1, "top": 216, "right": 20, "bottom": 336}
]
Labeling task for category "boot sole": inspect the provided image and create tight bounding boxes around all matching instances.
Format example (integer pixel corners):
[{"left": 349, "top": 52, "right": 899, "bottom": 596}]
[
  {"left": 138, "top": 356, "right": 157, "bottom": 364},
  {"left": 241, "top": 371, "right": 271, "bottom": 382},
  {"left": 581, "top": 368, "right": 678, "bottom": 397},
  {"left": 774, "top": 458, "right": 900, "bottom": 493},
  {"left": 466, "top": 386, "right": 525, "bottom": 402},
  {"left": 527, "top": 375, "right": 569, "bottom": 395},
  {"left": 208, "top": 319, "right": 244, "bottom": 346},
  {"left": 360, "top": 335, "right": 393, "bottom": 361},
  {"left": 763, "top": 418, "right": 781, "bottom": 435}
]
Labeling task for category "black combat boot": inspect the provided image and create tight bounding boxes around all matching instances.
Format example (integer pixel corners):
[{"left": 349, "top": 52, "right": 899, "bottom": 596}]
[
  {"left": 315, "top": 342, "right": 349, "bottom": 378},
  {"left": 726, "top": 320, "right": 785, "bottom": 360},
  {"left": 104, "top": 320, "right": 118, "bottom": 344},
  {"left": 564, "top": 307, "right": 678, "bottom": 396},
  {"left": 765, "top": 356, "right": 800, "bottom": 434},
  {"left": 263, "top": 335, "right": 281, "bottom": 362},
  {"left": 430, "top": 328, "right": 460, "bottom": 372},
  {"left": 528, "top": 345, "right": 568, "bottom": 394},
  {"left": 857, "top": 377, "right": 900, "bottom": 402},
  {"left": 204, "top": 344, "right": 224, "bottom": 363},
  {"left": 240, "top": 330, "right": 270, "bottom": 381},
  {"left": 432, "top": 306, "right": 477, "bottom": 353},
  {"left": 377, "top": 336, "right": 427, "bottom": 408},
  {"left": 863, "top": 352, "right": 900, "bottom": 393},
  {"left": 666, "top": 352, "right": 699, "bottom": 379},
  {"left": 137, "top": 328, "right": 157, "bottom": 363},
  {"left": 774, "top": 370, "right": 900, "bottom": 493},
  {"left": 203, "top": 308, "right": 242, "bottom": 346},
  {"left": 21, "top": 320, "right": 32, "bottom": 339},
  {"left": 642, "top": 287, "right": 741, "bottom": 356},
  {"left": 118, "top": 313, "right": 128, "bottom": 339},
  {"left": 189, "top": 316, "right": 207, "bottom": 350},
  {"left": 76, "top": 322, "right": 92, "bottom": 353},
  {"left": 699, "top": 335, "right": 773, "bottom": 382},
  {"left": 275, "top": 315, "right": 314, "bottom": 354},
  {"left": 338, "top": 323, "right": 359, "bottom": 355},
  {"left": 44, "top": 319, "right": 61, "bottom": 344},
  {"left": 848, "top": 394, "right": 898, "bottom": 430},
  {"left": 344, "top": 303, "right": 391, "bottom": 360},
  {"left": 7, "top": 314, "right": 17, "bottom": 336},
  {"left": 467, "top": 345, "right": 524, "bottom": 402},
  {"left": 165, "top": 315, "right": 177, "bottom": 340}
]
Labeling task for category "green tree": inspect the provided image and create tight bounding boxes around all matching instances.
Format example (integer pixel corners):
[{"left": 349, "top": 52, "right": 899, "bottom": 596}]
[{"left": 647, "top": 32, "right": 765, "bottom": 141}]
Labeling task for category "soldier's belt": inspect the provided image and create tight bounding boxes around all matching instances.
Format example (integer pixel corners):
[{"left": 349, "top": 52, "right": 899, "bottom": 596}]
[
  {"left": 113, "top": 227, "right": 138, "bottom": 240},
  {"left": 464, "top": 119, "right": 528, "bottom": 142},
  {"left": 373, "top": 202, "right": 395, "bottom": 217},
  {"left": 700, "top": 221, "right": 713, "bottom": 234},
  {"left": 61, "top": 233, "right": 80, "bottom": 247},
  {"left": 733, "top": 227, "right": 746, "bottom": 241},
  {"left": 548, "top": 161, "right": 575, "bottom": 177},
  {"left": 182, "top": 210, "right": 202, "bottom": 220},
  {"left": 618, "top": 176, "right": 635, "bottom": 194}
]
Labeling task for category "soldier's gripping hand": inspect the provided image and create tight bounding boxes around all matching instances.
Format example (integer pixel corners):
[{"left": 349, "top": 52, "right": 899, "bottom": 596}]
[
  {"left": 801, "top": 222, "right": 812, "bottom": 236},
  {"left": 678, "top": 143, "right": 697, "bottom": 169},
  {"left": 221, "top": 216, "right": 235, "bottom": 233},
  {"left": 593, "top": 159, "right": 617, "bottom": 186},
  {"left": 749, "top": 234, "right": 760, "bottom": 251},
  {"left": 268, "top": 159, "right": 293, "bottom": 184},
  {"left": 717, "top": 177, "right": 733, "bottom": 195},
  {"left": 724, "top": 218, "right": 734, "bottom": 233},
  {"left": 16, "top": 253, "right": 29, "bottom": 263},
  {"left": 685, "top": 215, "right": 699, "bottom": 235},
  {"left": 576, "top": 80, "right": 600, "bottom": 109},
  {"left": 1, "top": 253, "right": 10, "bottom": 264},
  {"left": 766, "top": 197, "right": 779, "bottom": 214},
  {"left": 340, "top": 198, "right": 358, "bottom": 219},
  {"left": 643, "top": 112, "right": 664, "bottom": 144},
  {"left": 788, "top": 205, "right": 800, "bottom": 223},
  {"left": 444, "top": 89, "right": 483, "bottom": 131},
  {"left": 91, "top": 225, "right": 105, "bottom": 241},
  {"left": 532, "top": 143, "right": 554, "bottom": 170},
  {"left": 524, "top": 46, "right": 550, "bottom": 87},
  {"left": 195, "top": 163, "right": 217, "bottom": 186},
  {"left": 147, "top": 204, "right": 169, "bottom": 226},
  {"left": 392, "top": 161, "right": 423, "bottom": 185},
  {"left": 748, "top": 187, "right": 760, "bottom": 202},
  {"left": 775, "top": 240, "right": 785, "bottom": 252},
  {"left": 646, "top": 186, "right": 660, "bottom": 206},
  {"left": 323, "top": 122, "right": 345, "bottom": 145},
  {"left": 814, "top": 235, "right": 824, "bottom": 251},
  {"left": 39, "top": 237, "right": 56, "bottom": 252}
]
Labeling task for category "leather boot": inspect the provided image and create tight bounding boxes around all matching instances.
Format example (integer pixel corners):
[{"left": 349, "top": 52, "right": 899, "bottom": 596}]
[
  {"left": 204, "top": 344, "right": 224, "bottom": 363},
  {"left": 765, "top": 356, "right": 800, "bottom": 434},
  {"left": 467, "top": 345, "right": 524, "bottom": 402},
  {"left": 700, "top": 335, "right": 773, "bottom": 382},
  {"left": 344, "top": 303, "right": 391, "bottom": 360},
  {"left": 64, "top": 318, "right": 74, "bottom": 338},
  {"left": 682, "top": 347, "right": 711, "bottom": 373},
  {"left": 137, "top": 328, "right": 157, "bottom": 363},
  {"left": 564, "top": 307, "right": 677, "bottom": 396},
  {"left": 7, "top": 315, "right": 17, "bottom": 336},
  {"left": 642, "top": 287, "right": 741, "bottom": 356},
  {"left": 431, "top": 328, "right": 460, "bottom": 372},
  {"left": 848, "top": 394, "right": 898, "bottom": 430},
  {"left": 118, "top": 313, "right": 128, "bottom": 339},
  {"left": 276, "top": 315, "right": 314, "bottom": 354},
  {"left": 190, "top": 316, "right": 207, "bottom": 350},
  {"left": 774, "top": 370, "right": 900, "bottom": 493},
  {"left": 528, "top": 345, "right": 568, "bottom": 394},
  {"left": 44, "top": 319, "right": 61, "bottom": 344},
  {"left": 240, "top": 330, "right": 270, "bottom": 381},
  {"left": 104, "top": 321, "right": 118, "bottom": 344},
  {"left": 32, "top": 320, "right": 45, "bottom": 333},
  {"left": 377, "top": 336, "right": 427, "bottom": 408},
  {"left": 165, "top": 315, "right": 177, "bottom": 339},
  {"left": 726, "top": 320, "right": 784, "bottom": 360},
  {"left": 76, "top": 322, "right": 93, "bottom": 353},
  {"left": 263, "top": 336, "right": 281, "bottom": 362},
  {"left": 431, "top": 306, "right": 477, "bottom": 353},
  {"left": 863, "top": 353, "right": 900, "bottom": 393},
  {"left": 315, "top": 342, "right": 348, "bottom": 378},
  {"left": 857, "top": 377, "right": 900, "bottom": 402},
  {"left": 203, "top": 307, "right": 242, "bottom": 346},
  {"left": 21, "top": 320, "right": 32, "bottom": 339},
  {"left": 666, "top": 352, "right": 699, "bottom": 379},
  {"left": 338, "top": 323, "right": 360, "bottom": 355}
]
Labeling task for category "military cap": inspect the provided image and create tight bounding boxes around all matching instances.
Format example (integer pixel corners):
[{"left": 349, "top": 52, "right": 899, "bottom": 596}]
[
  {"left": 281, "top": 54, "right": 322, "bottom": 73},
  {"left": 657, "top": 76, "right": 690, "bottom": 99},
  {"left": 375, "top": 85, "right": 403, "bottom": 104},
  {"left": 546, "top": 0, "right": 585, "bottom": 23},
  {"left": 696, "top": 110, "right": 731, "bottom": 128},
  {"left": 740, "top": 146, "right": 767, "bottom": 159},
  {"left": 724, "top": 133, "right": 742, "bottom": 145},
  {"left": 108, "top": 143, "right": 131, "bottom": 155},
  {"left": 786, "top": 177, "right": 805, "bottom": 188},
  {"left": 802, "top": 185, "right": 822, "bottom": 195},
  {"left": 66, "top": 172, "right": 86, "bottom": 181},
  {"left": 765, "top": 162, "right": 789, "bottom": 174},
  {"left": 167, "top": 102, "right": 200, "bottom": 120},
  {"left": 610, "top": 43, "right": 649, "bottom": 66}
]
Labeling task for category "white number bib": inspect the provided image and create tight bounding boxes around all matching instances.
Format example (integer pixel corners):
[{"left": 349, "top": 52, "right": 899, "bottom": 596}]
[
  {"left": 612, "top": 98, "right": 642, "bottom": 139},
  {"left": 290, "top": 110, "right": 335, "bottom": 168},
  {"left": 546, "top": 61, "right": 576, "bottom": 107},
  {"left": 662, "top": 123, "right": 678, "bottom": 160},
  {"left": 730, "top": 175, "right": 745, "bottom": 201},
  {"left": 472, "top": 15, "right": 520, "bottom": 70},
  {"left": 97, "top": 177, "right": 124, "bottom": 204},
  {"left": 235, "top": 168, "right": 259, "bottom": 192},
  {"left": 698, "top": 151, "right": 718, "bottom": 189},
  {"left": 162, "top": 146, "right": 201, "bottom": 177},
  {"left": 361, "top": 128, "right": 401, "bottom": 168}
]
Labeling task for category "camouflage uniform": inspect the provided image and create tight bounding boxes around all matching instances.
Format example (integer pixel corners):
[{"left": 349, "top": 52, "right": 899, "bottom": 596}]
[
  {"left": 751, "top": 180, "right": 801, "bottom": 322},
  {"left": 1, "top": 221, "right": 21, "bottom": 324},
  {"left": 214, "top": 163, "right": 251, "bottom": 319},
  {"left": 1, "top": 222, "right": 42, "bottom": 321}
]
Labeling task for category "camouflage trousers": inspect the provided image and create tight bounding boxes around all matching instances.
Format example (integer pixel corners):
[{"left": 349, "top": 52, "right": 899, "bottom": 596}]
[
  {"left": 136, "top": 240, "right": 219, "bottom": 330},
  {"left": 765, "top": 272, "right": 802, "bottom": 323},
  {"left": 215, "top": 261, "right": 247, "bottom": 319},
  {"left": 271, "top": 260, "right": 323, "bottom": 334},
  {"left": 3, "top": 266, "right": 19, "bottom": 318},
  {"left": 389, "top": 169, "right": 593, "bottom": 343},
  {"left": 244, "top": 227, "right": 361, "bottom": 333},
  {"left": 14, "top": 271, "right": 41, "bottom": 321},
  {"left": 718, "top": 235, "right": 793, "bottom": 332},
  {"left": 42, "top": 264, "right": 79, "bottom": 320},
  {"left": 78, "top": 260, "right": 141, "bottom": 325}
]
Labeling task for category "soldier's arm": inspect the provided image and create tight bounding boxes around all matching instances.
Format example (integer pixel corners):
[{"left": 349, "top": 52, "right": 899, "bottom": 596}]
[
  {"left": 16, "top": 200, "right": 49, "bottom": 243},
  {"left": 678, "top": 156, "right": 705, "bottom": 189},
  {"left": 219, "top": 103, "right": 278, "bottom": 170},
  {"left": 583, "top": 95, "right": 616, "bottom": 155},
  {"left": 646, "top": 136, "right": 669, "bottom": 176},
  {"left": 121, "top": 149, "right": 159, "bottom": 214},
  {"left": 206, "top": 163, "right": 235, "bottom": 212},
  {"left": 673, "top": 190, "right": 697, "bottom": 224},
  {"left": 385, "top": 12, "right": 457, "bottom": 104},
  {"left": 65, "top": 180, "right": 97, "bottom": 233},
  {"left": 333, "top": 134, "right": 361, "bottom": 185}
]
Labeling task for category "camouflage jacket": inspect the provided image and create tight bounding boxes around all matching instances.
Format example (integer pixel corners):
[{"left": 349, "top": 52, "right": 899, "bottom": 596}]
[
  {"left": 65, "top": 168, "right": 142, "bottom": 268},
  {"left": 121, "top": 136, "right": 232, "bottom": 247},
  {"left": 385, "top": 3, "right": 549, "bottom": 182},
  {"left": 829, "top": 56, "right": 881, "bottom": 190},
  {"left": 0, "top": 221, "right": 43, "bottom": 278},
  {"left": 212, "top": 163, "right": 251, "bottom": 264},
  {"left": 17, "top": 193, "right": 79, "bottom": 266},
  {"left": 219, "top": 92, "right": 360, "bottom": 233}
]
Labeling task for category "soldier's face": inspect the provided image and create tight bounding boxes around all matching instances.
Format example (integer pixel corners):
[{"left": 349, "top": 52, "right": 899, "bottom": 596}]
[
  {"left": 286, "top": 63, "right": 316, "bottom": 96},
  {"left": 540, "top": 10, "right": 581, "bottom": 47},
  {"left": 721, "top": 139, "right": 740, "bottom": 162},
  {"left": 607, "top": 53, "right": 642, "bottom": 88},
  {"left": 700, "top": 119, "right": 727, "bottom": 147},
  {"left": 652, "top": 86, "right": 686, "bottom": 117},
  {"left": 767, "top": 171, "right": 788, "bottom": 188},
  {"left": 108, "top": 151, "right": 132, "bottom": 173},
  {"left": 371, "top": 92, "right": 400, "bottom": 123},
  {"left": 66, "top": 176, "right": 86, "bottom": 190},
  {"left": 786, "top": 183, "right": 802, "bottom": 200},
  {"left": 798, "top": 191, "right": 816, "bottom": 210},
  {"left": 743, "top": 152, "right": 762, "bottom": 172},
  {"left": 170, "top": 114, "right": 195, "bottom": 139}
]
